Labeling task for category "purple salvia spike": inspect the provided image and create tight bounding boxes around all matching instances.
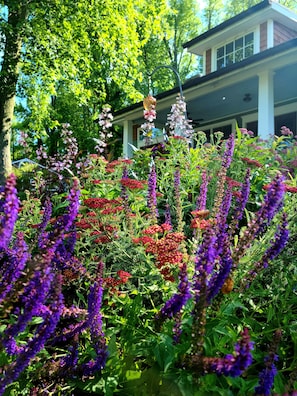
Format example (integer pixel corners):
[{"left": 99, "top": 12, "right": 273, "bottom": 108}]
[
  {"left": 164, "top": 203, "right": 172, "bottom": 227},
  {"left": 207, "top": 231, "right": 233, "bottom": 303},
  {"left": 234, "top": 174, "right": 285, "bottom": 265},
  {"left": 174, "top": 168, "right": 183, "bottom": 232},
  {"left": 0, "top": 232, "right": 29, "bottom": 304},
  {"left": 221, "top": 134, "right": 235, "bottom": 169},
  {"left": 229, "top": 168, "right": 250, "bottom": 238},
  {"left": 37, "top": 198, "right": 52, "bottom": 249},
  {"left": 0, "top": 274, "right": 63, "bottom": 395},
  {"left": 0, "top": 174, "right": 19, "bottom": 251},
  {"left": 147, "top": 164, "right": 158, "bottom": 221},
  {"left": 83, "top": 262, "right": 108, "bottom": 375},
  {"left": 192, "top": 228, "right": 217, "bottom": 303},
  {"left": 155, "top": 263, "right": 191, "bottom": 329},
  {"left": 3, "top": 251, "right": 55, "bottom": 355},
  {"left": 202, "top": 328, "right": 254, "bottom": 377},
  {"left": 196, "top": 170, "right": 209, "bottom": 211}
]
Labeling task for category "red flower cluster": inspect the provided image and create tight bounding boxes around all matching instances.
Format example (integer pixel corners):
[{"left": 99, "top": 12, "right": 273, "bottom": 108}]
[
  {"left": 120, "top": 178, "right": 144, "bottom": 189},
  {"left": 226, "top": 177, "right": 242, "bottom": 188},
  {"left": 241, "top": 157, "right": 262, "bottom": 167},
  {"left": 103, "top": 270, "right": 132, "bottom": 292},
  {"left": 190, "top": 209, "right": 211, "bottom": 230},
  {"left": 133, "top": 225, "right": 185, "bottom": 281},
  {"left": 84, "top": 197, "right": 121, "bottom": 209}
]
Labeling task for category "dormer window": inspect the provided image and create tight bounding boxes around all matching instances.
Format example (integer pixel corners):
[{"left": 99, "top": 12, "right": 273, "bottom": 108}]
[{"left": 216, "top": 32, "right": 254, "bottom": 69}]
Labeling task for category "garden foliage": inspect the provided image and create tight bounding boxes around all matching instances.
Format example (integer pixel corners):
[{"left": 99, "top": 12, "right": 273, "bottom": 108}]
[{"left": 1, "top": 114, "right": 297, "bottom": 395}]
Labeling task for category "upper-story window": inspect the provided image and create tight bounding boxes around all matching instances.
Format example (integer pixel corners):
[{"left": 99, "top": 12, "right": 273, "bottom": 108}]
[{"left": 216, "top": 32, "right": 254, "bottom": 69}]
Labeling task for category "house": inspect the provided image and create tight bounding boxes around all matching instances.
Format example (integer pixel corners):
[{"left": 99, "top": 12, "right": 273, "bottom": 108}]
[{"left": 113, "top": 0, "right": 297, "bottom": 157}]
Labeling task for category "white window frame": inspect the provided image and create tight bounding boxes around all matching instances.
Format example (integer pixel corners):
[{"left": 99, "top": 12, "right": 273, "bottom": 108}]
[{"left": 212, "top": 28, "right": 259, "bottom": 72}]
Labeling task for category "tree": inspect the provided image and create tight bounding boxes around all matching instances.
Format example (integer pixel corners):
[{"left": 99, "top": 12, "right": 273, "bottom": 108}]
[
  {"left": 135, "top": 0, "right": 202, "bottom": 96},
  {"left": 202, "top": 0, "right": 224, "bottom": 30},
  {"left": 0, "top": 0, "right": 168, "bottom": 184}
]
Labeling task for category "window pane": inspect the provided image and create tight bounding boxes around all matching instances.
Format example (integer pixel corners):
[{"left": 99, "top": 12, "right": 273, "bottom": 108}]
[
  {"left": 217, "top": 58, "right": 225, "bottom": 69},
  {"left": 235, "top": 48, "right": 243, "bottom": 62},
  {"left": 226, "top": 53, "right": 234, "bottom": 65},
  {"left": 226, "top": 42, "right": 233, "bottom": 54},
  {"left": 217, "top": 46, "right": 224, "bottom": 58},
  {"left": 235, "top": 37, "right": 243, "bottom": 49},
  {"left": 245, "top": 33, "right": 254, "bottom": 45},
  {"left": 245, "top": 44, "right": 254, "bottom": 57}
]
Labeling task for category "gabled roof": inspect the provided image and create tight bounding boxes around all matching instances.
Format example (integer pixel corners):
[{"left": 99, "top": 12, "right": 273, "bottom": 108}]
[{"left": 183, "top": 0, "right": 297, "bottom": 55}]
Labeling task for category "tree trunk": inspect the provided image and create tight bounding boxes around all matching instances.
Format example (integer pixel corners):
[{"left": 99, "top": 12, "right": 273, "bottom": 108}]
[{"left": 0, "top": 3, "right": 28, "bottom": 185}]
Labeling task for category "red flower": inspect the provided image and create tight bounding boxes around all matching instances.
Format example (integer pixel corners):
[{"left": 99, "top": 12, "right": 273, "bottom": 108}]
[
  {"left": 117, "top": 270, "right": 132, "bottom": 283},
  {"left": 120, "top": 178, "right": 144, "bottom": 189},
  {"left": 241, "top": 157, "right": 262, "bottom": 167},
  {"left": 285, "top": 185, "right": 297, "bottom": 193}
]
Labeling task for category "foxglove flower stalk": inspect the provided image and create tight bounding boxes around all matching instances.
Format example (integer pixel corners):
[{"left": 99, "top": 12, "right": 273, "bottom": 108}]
[
  {"left": 0, "top": 233, "right": 29, "bottom": 304},
  {"left": 0, "top": 174, "right": 19, "bottom": 251},
  {"left": 0, "top": 274, "right": 64, "bottom": 396},
  {"left": 155, "top": 263, "right": 191, "bottom": 330},
  {"left": 94, "top": 105, "right": 114, "bottom": 153},
  {"left": 36, "top": 124, "right": 79, "bottom": 178},
  {"left": 202, "top": 328, "right": 253, "bottom": 377},
  {"left": 147, "top": 164, "right": 158, "bottom": 221},
  {"left": 166, "top": 94, "right": 193, "bottom": 140},
  {"left": 82, "top": 262, "right": 108, "bottom": 375}
]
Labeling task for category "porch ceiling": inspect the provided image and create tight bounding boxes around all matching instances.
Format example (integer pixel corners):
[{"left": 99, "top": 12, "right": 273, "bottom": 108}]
[{"left": 150, "top": 62, "right": 297, "bottom": 129}]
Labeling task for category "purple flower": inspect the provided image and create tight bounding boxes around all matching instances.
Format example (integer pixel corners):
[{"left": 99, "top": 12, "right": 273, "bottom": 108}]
[
  {"left": 3, "top": 256, "right": 55, "bottom": 355},
  {"left": 0, "top": 174, "right": 19, "bottom": 251},
  {"left": 261, "top": 212, "right": 289, "bottom": 268},
  {"left": 147, "top": 164, "right": 158, "bottom": 220},
  {"left": 256, "top": 174, "right": 285, "bottom": 236},
  {"left": 196, "top": 170, "right": 209, "bottom": 211},
  {"left": 229, "top": 169, "right": 250, "bottom": 238},
  {"left": 255, "top": 355, "right": 278, "bottom": 396},
  {"left": 0, "top": 274, "right": 63, "bottom": 395},
  {"left": 203, "top": 328, "right": 253, "bottom": 377},
  {"left": 0, "top": 233, "right": 29, "bottom": 304},
  {"left": 174, "top": 168, "right": 183, "bottom": 232},
  {"left": 164, "top": 203, "right": 172, "bottom": 227},
  {"left": 193, "top": 228, "right": 217, "bottom": 303},
  {"left": 221, "top": 134, "right": 235, "bottom": 169},
  {"left": 156, "top": 263, "right": 191, "bottom": 327},
  {"left": 82, "top": 262, "right": 108, "bottom": 375},
  {"left": 207, "top": 231, "right": 233, "bottom": 303},
  {"left": 37, "top": 198, "right": 52, "bottom": 249}
]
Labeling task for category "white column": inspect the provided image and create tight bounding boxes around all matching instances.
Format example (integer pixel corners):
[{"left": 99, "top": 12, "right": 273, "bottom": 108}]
[
  {"left": 257, "top": 70, "right": 274, "bottom": 140},
  {"left": 123, "top": 120, "right": 134, "bottom": 158}
]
